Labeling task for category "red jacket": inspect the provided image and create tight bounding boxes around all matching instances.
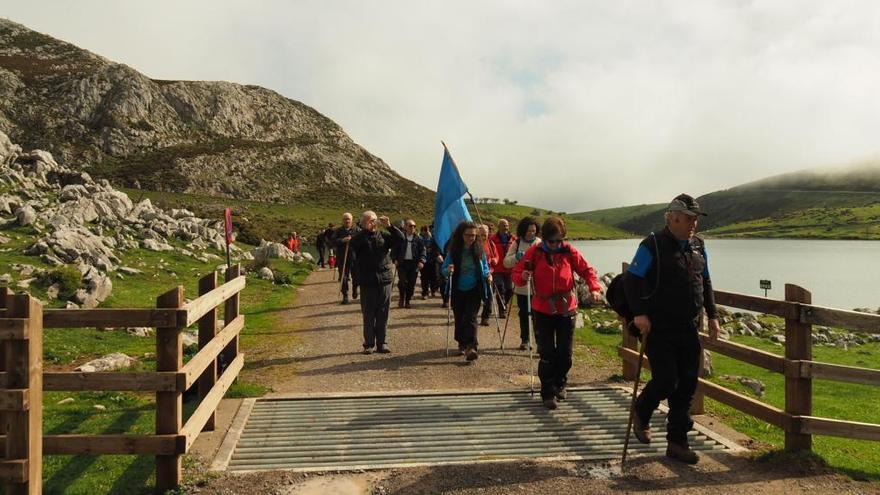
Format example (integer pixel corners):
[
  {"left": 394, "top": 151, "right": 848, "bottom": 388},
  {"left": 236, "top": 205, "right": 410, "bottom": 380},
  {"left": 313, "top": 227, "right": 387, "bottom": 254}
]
[
  {"left": 488, "top": 233, "right": 516, "bottom": 274},
  {"left": 285, "top": 238, "right": 299, "bottom": 253},
  {"left": 512, "top": 241, "right": 601, "bottom": 316},
  {"left": 482, "top": 239, "right": 498, "bottom": 270}
]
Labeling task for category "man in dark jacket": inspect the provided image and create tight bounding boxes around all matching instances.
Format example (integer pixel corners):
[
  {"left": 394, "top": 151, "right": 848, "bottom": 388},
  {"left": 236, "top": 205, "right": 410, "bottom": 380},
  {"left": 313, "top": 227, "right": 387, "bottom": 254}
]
[
  {"left": 350, "top": 211, "right": 404, "bottom": 354},
  {"left": 332, "top": 214, "right": 360, "bottom": 304},
  {"left": 419, "top": 225, "right": 440, "bottom": 299},
  {"left": 315, "top": 228, "right": 326, "bottom": 268},
  {"left": 393, "top": 219, "right": 426, "bottom": 308},
  {"left": 623, "top": 193, "right": 722, "bottom": 465}
]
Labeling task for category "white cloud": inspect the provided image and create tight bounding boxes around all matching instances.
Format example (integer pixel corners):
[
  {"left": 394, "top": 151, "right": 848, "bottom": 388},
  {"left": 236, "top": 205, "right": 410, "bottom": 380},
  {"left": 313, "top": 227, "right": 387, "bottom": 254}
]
[{"left": 4, "top": 0, "right": 880, "bottom": 211}]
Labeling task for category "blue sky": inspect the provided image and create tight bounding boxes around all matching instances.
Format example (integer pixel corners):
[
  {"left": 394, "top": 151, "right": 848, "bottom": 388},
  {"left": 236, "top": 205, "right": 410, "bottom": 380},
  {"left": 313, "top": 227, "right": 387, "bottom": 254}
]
[{"left": 3, "top": 1, "right": 880, "bottom": 211}]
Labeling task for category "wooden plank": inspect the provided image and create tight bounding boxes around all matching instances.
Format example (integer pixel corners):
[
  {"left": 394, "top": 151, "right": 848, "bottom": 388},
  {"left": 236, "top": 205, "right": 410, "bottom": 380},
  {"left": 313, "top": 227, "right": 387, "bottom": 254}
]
[
  {"left": 619, "top": 346, "right": 650, "bottom": 370},
  {"left": 784, "top": 284, "right": 812, "bottom": 451},
  {"left": 155, "top": 286, "right": 184, "bottom": 492},
  {"left": 699, "top": 333, "right": 785, "bottom": 373},
  {"left": 197, "top": 272, "right": 218, "bottom": 432},
  {"left": 0, "top": 390, "right": 27, "bottom": 411},
  {"left": 799, "top": 416, "right": 880, "bottom": 442},
  {"left": 792, "top": 360, "right": 880, "bottom": 387},
  {"left": 184, "top": 275, "right": 245, "bottom": 327},
  {"left": 0, "top": 459, "right": 27, "bottom": 483},
  {"left": 0, "top": 319, "right": 27, "bottom": 340},
  {"left": 180, "top": 315, "right": 244, "bottom": 390},
  {"left": 714, "top": 290, "right": 799, "bottom": 319},
  {"left": 43, "top": 434, "right": 184, "bottom": 455},
  {"left": 43, "top": 308, "right": 183, "bottom": 328},
  {"left": 181, "top": 353, "right": 245, "bottom": 451},
  {"left": 800, "top": 305, "right": 880, "bottom": 335},
  {"left": 698, "top": 379, "right": 788, "bottom": 429},
  {"left": 43, "top": 372, "right": 180, "bottom": 392}
]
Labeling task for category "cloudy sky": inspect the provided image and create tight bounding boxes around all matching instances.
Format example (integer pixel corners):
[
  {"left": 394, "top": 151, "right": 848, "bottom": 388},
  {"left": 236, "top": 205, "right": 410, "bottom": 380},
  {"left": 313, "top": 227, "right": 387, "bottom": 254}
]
[{"left": 4, "top": 1, "right": 880, "bottom": 211}]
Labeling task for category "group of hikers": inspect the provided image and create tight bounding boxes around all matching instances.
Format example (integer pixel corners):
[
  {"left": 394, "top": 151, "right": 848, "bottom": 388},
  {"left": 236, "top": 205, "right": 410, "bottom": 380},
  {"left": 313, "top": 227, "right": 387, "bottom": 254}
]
[{"left": 304, "top": 193, "right": 719, "bottom": 465}]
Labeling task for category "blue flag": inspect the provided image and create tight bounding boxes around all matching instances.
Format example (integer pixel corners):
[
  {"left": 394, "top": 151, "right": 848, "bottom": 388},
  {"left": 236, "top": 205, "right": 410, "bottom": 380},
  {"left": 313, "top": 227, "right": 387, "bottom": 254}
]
[{"left": 433, "top": 147, "right": 472, "bottom": 252}]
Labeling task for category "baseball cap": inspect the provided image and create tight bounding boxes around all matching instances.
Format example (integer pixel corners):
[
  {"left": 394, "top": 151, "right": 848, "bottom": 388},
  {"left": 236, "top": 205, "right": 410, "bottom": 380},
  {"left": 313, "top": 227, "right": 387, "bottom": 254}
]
[{"left": 666, "top": 193, "right": 707, "bottom": 217}]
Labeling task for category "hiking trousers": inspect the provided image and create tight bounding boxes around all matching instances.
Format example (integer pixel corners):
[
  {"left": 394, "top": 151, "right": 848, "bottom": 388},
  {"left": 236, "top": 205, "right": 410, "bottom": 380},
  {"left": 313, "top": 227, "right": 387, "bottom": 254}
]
[
  {"left": 452, "top": 287, "right": 481, "bottom": 348},
  {"left": 635, "top": 331, "right": 701, "bottom": 445},
  {"left": 360, "top": 283, "right": 392, "bottom": 348},
  {"left": 533, "top": 312, "right": 575, "bottom": 400},
  {"left": 397, "top": 260, "right": 419, "bottom": 303},
  {"left": 517, "top": 294, "right": 532, "bottom": 343}
]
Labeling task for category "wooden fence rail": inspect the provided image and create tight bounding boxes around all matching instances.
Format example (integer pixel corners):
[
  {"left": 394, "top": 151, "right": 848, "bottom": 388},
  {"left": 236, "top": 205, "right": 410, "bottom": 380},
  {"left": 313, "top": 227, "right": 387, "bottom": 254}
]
[
  {"left": 0, "top": 264, "right": 246, "bottom": 493},
  {"left": 619, "top": 272, "right": 880, "bottom": 452}
]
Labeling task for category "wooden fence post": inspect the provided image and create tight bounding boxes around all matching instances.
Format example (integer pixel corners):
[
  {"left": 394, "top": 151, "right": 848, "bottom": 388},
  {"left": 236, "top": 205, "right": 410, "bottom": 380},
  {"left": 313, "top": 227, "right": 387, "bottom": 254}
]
[
  {"left": 220, "top": 265, "right": 241, "bottom": 374},
  {"left": 784, "top": 284, "right": 812, "bottom": 452},
  {"left": 197, "top": 272, "right": 218, "bottom": 432},
  {"left": 620, "top": 263, "right": 639, "bottom": 381},
  {"left": 4, "top": 294, "right": 43, "bottom": 495},
  {"left": 156, "top": 286, "right": 184, "bottom": 492}
]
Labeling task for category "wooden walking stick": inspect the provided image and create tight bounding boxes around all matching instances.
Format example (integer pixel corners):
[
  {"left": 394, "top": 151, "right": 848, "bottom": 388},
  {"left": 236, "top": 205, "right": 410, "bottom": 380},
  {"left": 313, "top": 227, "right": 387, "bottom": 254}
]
[
  {"left": 339, "top": 241, "right": 350, "bottom": 297},
  {"left": 622, "top": 327, "right": 647, "bottom": 467}
]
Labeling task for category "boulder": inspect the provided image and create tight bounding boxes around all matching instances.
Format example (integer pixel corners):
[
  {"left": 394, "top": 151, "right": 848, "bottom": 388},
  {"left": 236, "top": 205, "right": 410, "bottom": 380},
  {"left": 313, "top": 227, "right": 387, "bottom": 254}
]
[
  {"left": 0, "top": 130, "right": 22, "bottom": 164},
  {"left": 702, "top": 349, "right": 714, "bottom": 377},
  {"left": 14, "top": 205, "right": 36, "bottom": 226},
  {"left": 75, "top": 353, "right": 138, "bottom": 373},
  {"left": 0, "top": 194, "right": 21, "bottom": 214},
  {"left": 126, "top": 327, "right": 154, "bottom": 338},
  {"left": 142, "top": 238, "right": 174, "bottom": 252},
  {"left": 43, "top": 228, "right": 118, "bottom": 271},
  {"left": 253, "top": 241, "right": 296, "bottom": 262},
  {"left": 259, "top": 267, "right": 274, "bottom": 281}
]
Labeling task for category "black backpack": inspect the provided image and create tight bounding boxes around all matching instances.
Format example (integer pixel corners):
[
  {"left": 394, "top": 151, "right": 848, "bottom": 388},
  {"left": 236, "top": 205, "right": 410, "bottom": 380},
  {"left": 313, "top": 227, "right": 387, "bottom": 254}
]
[{"left": 605, "top": 233, "right": 660, "bottom": 326}]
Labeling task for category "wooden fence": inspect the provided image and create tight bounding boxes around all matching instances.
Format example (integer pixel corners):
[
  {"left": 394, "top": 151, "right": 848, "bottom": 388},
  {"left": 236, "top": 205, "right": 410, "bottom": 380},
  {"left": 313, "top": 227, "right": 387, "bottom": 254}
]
[
  {"left": 620, "top": 277, "right": 880, "bottom": 451},
  {"left": 0, "top": 264, "right": 246, "bottom": 494}
]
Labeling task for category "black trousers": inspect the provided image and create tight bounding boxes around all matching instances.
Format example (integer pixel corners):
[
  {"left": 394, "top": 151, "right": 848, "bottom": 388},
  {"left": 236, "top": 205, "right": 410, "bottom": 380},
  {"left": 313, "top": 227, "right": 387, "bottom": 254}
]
[
  {"left": 481, "top": 286, "right": 493, "bottom": 320},
  {"left": 452, "top": 287, "right": 481, "bottom": 348},
  {"left": 360, "top": 283, "right": 391, "bottom": 348},
  {"left": 397, "top": 260, "right": 419, "bottom": 303},
  {"left": 493, "top": 272, "right": 513, "bottom": 312},
  {"left": 316, "top": 244, "right": 326, "bottom": 267},
  {"left": 534, "top": 312, "right": 575, "bottom": 400},
  {"left": 421, "top": 261, "right": 439, "bottom": 296},
  {"left": 635, "top": 331, "right": 702, "bottom": 445},
  {"left": 517, "top": 294, "right": 532, "bottom": 343},
  {"left": 337, "top": 257, "right": 358, "bottom": 296}
]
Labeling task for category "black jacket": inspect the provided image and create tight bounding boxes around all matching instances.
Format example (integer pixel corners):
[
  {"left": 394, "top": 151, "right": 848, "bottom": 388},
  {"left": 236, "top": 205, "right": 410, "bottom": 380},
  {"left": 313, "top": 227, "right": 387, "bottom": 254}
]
[
  {"left": 392, "top": 233, "right": 427, "bottom": 264},
  {"left": 623, "top": 227, "right": 717, "bottom": 334},
  {"left": 332, "top": 225, "right": 360, "bottom": 261},
  {"left": 349, "top": 225, "right": 405, "bottom": 287}
]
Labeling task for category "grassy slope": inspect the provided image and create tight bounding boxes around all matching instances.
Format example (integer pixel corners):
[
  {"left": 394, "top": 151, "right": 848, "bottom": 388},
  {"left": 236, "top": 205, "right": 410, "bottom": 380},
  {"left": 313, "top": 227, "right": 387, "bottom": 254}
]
[
  {"left": 577, "top": 307, "right": 880, "bottom": 481},
  {"left": 704, "top": 203, "right": 880, "bottom": 240},
  {"left": 1, "top": 226, "right": 313, "bottom": 494},
  {"left": 464, "top": 202, "right": 630, "bottom": 239},
  {"left": 569, "top": 204, "right": 665, "bottom": 232}
]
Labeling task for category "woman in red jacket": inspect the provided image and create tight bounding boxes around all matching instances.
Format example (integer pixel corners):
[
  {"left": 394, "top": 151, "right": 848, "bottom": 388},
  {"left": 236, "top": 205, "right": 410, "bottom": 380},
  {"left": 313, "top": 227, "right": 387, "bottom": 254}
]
[{"left": 512, "top": 217, "right": 602, "bottom": 410}]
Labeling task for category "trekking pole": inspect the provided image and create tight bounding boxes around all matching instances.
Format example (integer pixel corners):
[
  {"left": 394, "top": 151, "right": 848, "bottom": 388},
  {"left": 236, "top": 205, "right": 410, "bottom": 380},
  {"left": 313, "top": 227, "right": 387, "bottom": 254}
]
[
  {"left": 622, "top": 328, "right": 647, "bottom": 468},
  {"left": 488, "top": 282, "right": 504, "bottom": 354},
  {"left": 339, "top": 241, "right": 350, "bottom": 297},
  {"left": 500, "top": 294, "right": 515, "bottom": 345},
  {"left": 445, "top": 265, "right": 454, "bottom": 358},
  {"left": 525, "top": 260, "right": 537, "bottom": 397}
]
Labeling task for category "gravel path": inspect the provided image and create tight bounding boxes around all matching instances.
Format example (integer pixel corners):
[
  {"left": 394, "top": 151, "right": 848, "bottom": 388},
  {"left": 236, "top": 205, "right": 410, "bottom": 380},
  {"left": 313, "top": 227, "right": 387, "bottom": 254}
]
[{"left": 194, "top": 268, "right": 879, "bottom": 495}]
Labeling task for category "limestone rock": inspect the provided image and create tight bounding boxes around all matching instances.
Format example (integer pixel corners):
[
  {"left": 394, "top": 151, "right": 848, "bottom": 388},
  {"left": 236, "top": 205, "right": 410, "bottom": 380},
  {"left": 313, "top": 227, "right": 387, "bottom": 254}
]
[
  {"left": 259, "top": 267, "right": 275, "bottom": 281},
  {"left": 75, "top": 352, "right": 138, "bottom": 372},
  {"left": 14, "top": 205, "right": 36, "bottom": 226}
]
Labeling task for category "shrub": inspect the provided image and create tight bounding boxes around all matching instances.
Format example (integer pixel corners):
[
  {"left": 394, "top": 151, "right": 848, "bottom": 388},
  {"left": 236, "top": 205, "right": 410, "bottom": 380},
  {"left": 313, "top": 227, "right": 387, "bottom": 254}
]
[{"left": 47, "top": 265, "right": 83, "bottom": 300}]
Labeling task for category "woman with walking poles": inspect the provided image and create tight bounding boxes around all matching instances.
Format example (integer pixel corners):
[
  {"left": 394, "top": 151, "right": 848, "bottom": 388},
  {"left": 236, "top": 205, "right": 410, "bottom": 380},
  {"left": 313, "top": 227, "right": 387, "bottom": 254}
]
[
  {"left": 512, "top": 217, "right": 602, "bottom": 410},
  {"left": 441, "top": 221, "right": 491, "bottom": 362},
  {"left": 504, "top": 216, "right": 542, "bottom": 350}
]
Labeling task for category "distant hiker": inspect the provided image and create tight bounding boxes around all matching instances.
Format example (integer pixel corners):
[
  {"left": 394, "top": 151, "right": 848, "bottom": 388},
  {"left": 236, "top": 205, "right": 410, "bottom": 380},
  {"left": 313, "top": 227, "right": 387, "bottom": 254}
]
[
  {"left": 433, "top": 235, "right": 449, "bottom": 308},
  {"left": 504, "top": 216, "right": 541, "bottom": 350},
  {"left": 349, "top": 211, "right": 404, "bottom": 354},
  {"left": 513, "top": 217, "right": 601, "bottom": 410},
  {"left": 315, "top": 229, "right": 327, "bottom": 268},
  {"left": 441, "top": 221, "right": 491, "bottom": 361},
  {"left": 478, "top": 224, "right": 497, "bottom": 326},
  {"left": 333, "top": 213, "right": 360, "bottom": 304},
  {"left": 285, "top": 232, "right": 300, "bottom": 254},
  {"left": 624, "top": 193, "right": 721, "bottom": 464},
  {"left": 393, "top": 219, "right": 426, "bottom": 308},
  {"left": 489, "top": 219, "right": 515, "bottom": 318},
  {"left": 419, "top": 225, "right": 440, "bottom": 299},
  {"left": 323, "top": 223, "right": 336, "bottom": 268}
]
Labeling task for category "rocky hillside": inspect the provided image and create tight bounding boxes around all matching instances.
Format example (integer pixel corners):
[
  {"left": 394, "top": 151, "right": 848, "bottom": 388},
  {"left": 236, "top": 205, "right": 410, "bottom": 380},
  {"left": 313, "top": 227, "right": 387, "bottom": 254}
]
[{"left": 0, "top": 19, "right": 432, "bottom": 204}]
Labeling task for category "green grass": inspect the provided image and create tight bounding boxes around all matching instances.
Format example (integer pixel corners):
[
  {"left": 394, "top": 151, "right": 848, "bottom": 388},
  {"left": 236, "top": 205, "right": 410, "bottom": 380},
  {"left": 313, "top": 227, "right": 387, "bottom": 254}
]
[
  {"left": 569, "top": 203, "right": 665, "bottom": 231},
  {"left": 705, "top": 203, "right": 880, "bottom": 240},
  {"left": 465, "top": 201, "right": 631, "bottom": 240},
  {"left": 574, "top": 307, "right": 880, "bottom": 481}
]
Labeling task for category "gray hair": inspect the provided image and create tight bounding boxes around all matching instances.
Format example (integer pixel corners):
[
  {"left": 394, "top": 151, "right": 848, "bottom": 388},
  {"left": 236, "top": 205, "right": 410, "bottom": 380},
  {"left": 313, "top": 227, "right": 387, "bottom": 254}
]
[
  {"left": 361, "top": 210, "right": 377, "bottom": 222},
  {"left": 342, "top": 212, "right": 353, "bottom": 221}
]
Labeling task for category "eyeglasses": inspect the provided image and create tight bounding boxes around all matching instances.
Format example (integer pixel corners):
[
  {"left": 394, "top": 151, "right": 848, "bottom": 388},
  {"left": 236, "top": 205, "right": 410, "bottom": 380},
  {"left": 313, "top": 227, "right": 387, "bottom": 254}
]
[{"left": 463, "top": 233, "right": 477, "bottom": 238}]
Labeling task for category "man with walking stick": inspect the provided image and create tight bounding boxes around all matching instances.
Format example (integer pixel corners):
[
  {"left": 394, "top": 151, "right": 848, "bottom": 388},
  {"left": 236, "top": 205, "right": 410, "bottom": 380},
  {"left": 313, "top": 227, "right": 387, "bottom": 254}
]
[
  {"left": 333, "top": 213, "right": 360, "bottom": 305},
  {"left": 623, "top": 193, "right": 722, "bottom": 464}
]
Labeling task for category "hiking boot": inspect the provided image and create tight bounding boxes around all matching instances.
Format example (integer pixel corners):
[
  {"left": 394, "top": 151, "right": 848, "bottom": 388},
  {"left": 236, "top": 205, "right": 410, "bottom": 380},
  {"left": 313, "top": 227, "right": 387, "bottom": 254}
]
[
  {"left": 458, "top": 344, "right": 466, "bottom": 356},
  {"left": 362, "top": 346, "right": 372, "bottom": 355},
  {"left": 398, "top": 298, "right": 405, "bottom": 308},
  {"left": 519, "top": 341, "right": 528, "bottom": 351},
  {"left": 666, "top": 441, "right": 699, "bottom": 464},
  {"left": 352, "top": 287, "right": 359, "bottom": 299},
  {"left": 633, "top": 413, "right": 652, "bottom": 444},
  {"left": 377, "top": 345, "right": 391, "bottom": 354},
  {"left": 555, "top": 388, "right": 567, "bottom": 401},
  {"left": 341, "top": 295, "right": 350, "bottom": 305},
  {"left": 442, "top": 302, "right": 449, "bottom": 309},
  {"left": 479, "top": 316, "right": 490, "bottom": 326},
  {"left": 543, "top": 398, "right": 558, "bottom": 410},
  {"left": 405, "top": 300, "right": 412, "bottom": 309},
  {"left": 421, "top": 294, "right": 428, "bottom": 300},
  {"left": 465, "top": 346, "right": 479, "bottom": 361}
]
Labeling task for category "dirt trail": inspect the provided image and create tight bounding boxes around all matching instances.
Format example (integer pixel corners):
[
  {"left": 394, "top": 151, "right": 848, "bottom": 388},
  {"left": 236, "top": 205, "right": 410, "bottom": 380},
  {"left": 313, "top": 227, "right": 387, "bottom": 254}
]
[{"left": 195, "top": 268, "right": 879, "bottom": 495}]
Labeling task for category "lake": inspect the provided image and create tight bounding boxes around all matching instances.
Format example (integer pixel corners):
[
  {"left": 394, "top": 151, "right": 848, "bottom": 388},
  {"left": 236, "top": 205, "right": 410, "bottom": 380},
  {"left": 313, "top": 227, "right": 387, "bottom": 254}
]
[{"left": 571, "top": 238, "right": 880, "bottom": 311}]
